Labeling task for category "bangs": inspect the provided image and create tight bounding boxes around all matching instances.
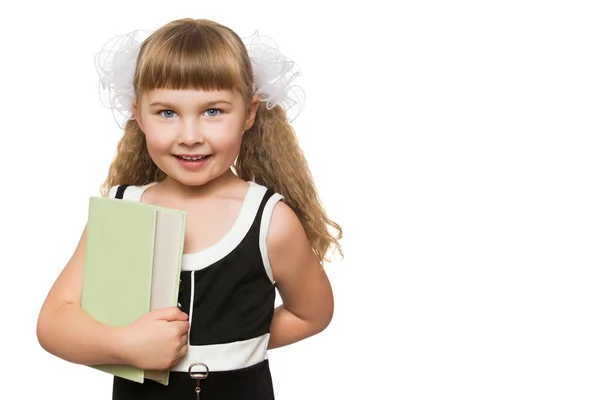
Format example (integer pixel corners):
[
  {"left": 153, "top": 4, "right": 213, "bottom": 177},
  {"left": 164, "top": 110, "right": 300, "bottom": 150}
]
[{"left": 135, "top": 25, "right": 248, "bottom": 94}]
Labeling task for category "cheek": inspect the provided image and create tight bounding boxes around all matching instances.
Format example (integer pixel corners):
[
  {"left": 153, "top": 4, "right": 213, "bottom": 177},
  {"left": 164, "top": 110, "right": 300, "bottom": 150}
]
[
  {"left": 213, "top": 132, "right": 243, "bottom": 155},
  {"left": 214, "top": 120, "right": 245, "bottom": 149},
  {"left": 144, "top": 127, "right": 173, "bottom": 153}
]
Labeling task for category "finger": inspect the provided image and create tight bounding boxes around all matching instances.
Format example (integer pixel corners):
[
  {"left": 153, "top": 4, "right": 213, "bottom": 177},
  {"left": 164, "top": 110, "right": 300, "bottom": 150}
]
[
  {"left": 173, "top": 320, "right": 190, "bottom": 333},
  {"left": 168, "top": 343, "right": 188, "bottom": 368},
  {"left": 172, "top": 343, "right": 188, "bottom": 364},
  {"left": 154, "top": 307, "right": 188, "bottom": 321},
  {"left": 178, "top": 342, "right": 189, "bottom": 357}
]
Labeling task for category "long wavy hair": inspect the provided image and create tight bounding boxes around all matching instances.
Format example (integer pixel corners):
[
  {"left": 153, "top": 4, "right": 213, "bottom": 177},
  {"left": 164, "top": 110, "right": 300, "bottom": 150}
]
[{"left": 100, "top": 18, "right": 343, "bottom": 264}]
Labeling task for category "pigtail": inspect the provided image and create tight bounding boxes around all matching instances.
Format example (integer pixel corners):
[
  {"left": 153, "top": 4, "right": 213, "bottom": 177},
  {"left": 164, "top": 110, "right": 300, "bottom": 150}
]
[
  {"left": 234, "top": 103, "right": 343, "bottom": 264},
  {"left": 100, "top": 119, "right": 165, "bottom": 196}
]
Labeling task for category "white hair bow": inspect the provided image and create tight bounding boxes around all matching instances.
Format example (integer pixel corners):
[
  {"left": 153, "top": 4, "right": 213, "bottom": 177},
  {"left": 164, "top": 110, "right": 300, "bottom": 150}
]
[{"left": 94, "top": 29, "right": 305, "bottom": 129}]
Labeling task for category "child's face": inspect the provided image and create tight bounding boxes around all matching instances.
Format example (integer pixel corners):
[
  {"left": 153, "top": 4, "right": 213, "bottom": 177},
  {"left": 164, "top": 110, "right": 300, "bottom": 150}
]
[{"left": 134, "top": 88, "right": 258, "bottom": 187}]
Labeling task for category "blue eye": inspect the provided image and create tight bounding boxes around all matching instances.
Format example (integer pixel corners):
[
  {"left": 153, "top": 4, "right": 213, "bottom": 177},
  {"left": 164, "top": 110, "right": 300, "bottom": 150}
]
[
  {"left": 204, "top": 109, "right": 221, "bottom": 117},
  {"left": 160, "top": 110, "right": 177, "bottom": 118}
]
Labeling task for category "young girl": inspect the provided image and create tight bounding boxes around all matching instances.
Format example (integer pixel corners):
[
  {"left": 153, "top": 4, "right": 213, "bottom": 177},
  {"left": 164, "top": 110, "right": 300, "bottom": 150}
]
[{"left": 36, "top": 18, "right": 342, "bottom": 400}]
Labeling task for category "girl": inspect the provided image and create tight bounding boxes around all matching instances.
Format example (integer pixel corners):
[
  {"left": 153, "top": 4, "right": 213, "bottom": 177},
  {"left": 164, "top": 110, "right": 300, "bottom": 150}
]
[{"left": 36, "top": 18, "right": 343, "bottom": 400}]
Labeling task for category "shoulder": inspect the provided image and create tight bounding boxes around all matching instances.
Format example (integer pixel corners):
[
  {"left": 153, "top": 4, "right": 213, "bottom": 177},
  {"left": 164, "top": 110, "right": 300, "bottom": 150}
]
[
  {"left": 106, "top": 184, "right": 131, "bottom": 199},
  {"left": 254, "top": 181, "right": 304, "bottom": 257},
  {"left": 266, "top": 200, "right": 317, "bottom": 282},
  {"left": 105, "top": 183, "right": 155, "bottom": 201},
  {"left": 106, "top": 185, "right": 121, "bottom": 198},
  {"left": 267, "top": 201, "right": 306, "bottom": 248}
]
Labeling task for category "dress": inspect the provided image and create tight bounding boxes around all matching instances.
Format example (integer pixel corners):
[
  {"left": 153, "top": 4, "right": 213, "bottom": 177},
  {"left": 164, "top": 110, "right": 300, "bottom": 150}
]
[{"left": 108, "top": 180, "right": 283, "bottom": 400}]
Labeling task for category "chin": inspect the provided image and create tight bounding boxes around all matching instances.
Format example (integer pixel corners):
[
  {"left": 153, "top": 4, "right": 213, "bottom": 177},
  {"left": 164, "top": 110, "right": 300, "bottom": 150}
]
[{"left": 171, "top": 174, "right": 212, "bottom": 188}]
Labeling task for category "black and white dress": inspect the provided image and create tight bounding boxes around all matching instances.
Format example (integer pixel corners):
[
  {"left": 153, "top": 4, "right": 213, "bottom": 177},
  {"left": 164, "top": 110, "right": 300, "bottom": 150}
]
[{"left": 108, "top": 180, "right": 282, "bottom": 400}]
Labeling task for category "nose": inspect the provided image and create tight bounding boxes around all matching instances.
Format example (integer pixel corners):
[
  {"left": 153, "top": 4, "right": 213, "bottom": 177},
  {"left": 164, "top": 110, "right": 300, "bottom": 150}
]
[{"left": 177, "top": 118, "right": 204, "bottom": 146}]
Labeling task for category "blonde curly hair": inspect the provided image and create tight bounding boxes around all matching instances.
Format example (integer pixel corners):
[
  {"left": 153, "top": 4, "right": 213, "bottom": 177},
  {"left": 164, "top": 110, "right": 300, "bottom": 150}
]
[{"left": 100, "top": 18, "right": 343, "bottom": 264}]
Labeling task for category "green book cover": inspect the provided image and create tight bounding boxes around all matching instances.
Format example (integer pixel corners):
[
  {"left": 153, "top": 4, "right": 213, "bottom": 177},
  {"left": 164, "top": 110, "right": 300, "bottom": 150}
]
[{"left": 81, "top": 196, "right": 186, "bottom": 385}]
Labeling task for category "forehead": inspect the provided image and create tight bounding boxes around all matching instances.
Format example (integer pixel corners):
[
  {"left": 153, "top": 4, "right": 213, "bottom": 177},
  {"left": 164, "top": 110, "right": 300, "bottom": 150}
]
[{"left": 141, "top": 88, "right": 240, "bottom": 105}]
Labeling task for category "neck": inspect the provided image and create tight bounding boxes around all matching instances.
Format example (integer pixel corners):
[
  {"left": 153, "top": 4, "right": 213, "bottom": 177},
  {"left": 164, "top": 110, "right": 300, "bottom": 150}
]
[{"left": 161, "top": 168, "right": 242, "bottom": 198}]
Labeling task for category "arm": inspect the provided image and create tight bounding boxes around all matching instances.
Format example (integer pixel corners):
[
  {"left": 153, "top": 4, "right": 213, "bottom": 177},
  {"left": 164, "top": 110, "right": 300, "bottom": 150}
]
[
  {"left": 36, "top": 227, "right": 130, "bottom": 365},
  {"left": 37, "top": 227, "right": 189, "bottom": 369},
  {"left": 266, "top": 202, "right": 334, "bottom": 350}
]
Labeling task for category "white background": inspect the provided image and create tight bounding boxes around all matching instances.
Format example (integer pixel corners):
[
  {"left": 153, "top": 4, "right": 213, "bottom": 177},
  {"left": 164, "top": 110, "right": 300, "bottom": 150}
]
[{"left": 1, "top": 0, "right": 600, "bottom": 399}]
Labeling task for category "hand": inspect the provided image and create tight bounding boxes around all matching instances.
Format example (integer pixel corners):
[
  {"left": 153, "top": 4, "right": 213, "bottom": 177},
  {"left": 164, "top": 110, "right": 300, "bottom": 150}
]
[{"left": 119, "top": 307, "right": 189, "bottom": 370}]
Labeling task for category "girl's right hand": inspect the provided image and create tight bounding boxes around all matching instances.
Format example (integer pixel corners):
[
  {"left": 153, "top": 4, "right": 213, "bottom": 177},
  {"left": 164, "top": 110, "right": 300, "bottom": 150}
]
[{"left": 119, "top": 306, "right": 189, "bottom": 370}]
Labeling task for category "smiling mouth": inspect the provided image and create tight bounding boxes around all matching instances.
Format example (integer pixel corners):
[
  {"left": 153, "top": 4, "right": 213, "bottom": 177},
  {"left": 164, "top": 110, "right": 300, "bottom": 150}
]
[{"left": 174, "top": 155, "right": 211, "bottom": 161}]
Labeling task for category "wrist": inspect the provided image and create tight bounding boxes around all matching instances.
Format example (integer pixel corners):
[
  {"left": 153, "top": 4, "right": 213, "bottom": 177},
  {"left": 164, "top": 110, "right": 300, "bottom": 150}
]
[{"left": 109, "top": 326, "right": 133, "bottom": 365}]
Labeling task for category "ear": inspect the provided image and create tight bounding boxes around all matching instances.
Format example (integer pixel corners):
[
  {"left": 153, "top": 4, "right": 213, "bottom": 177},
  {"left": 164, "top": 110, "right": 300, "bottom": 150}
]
[
  {"left": 243, "top": 95, "right": 261, "bottom": 131},
  {"left": 133, "top": 101, "right": 144, "bottom": 131}
]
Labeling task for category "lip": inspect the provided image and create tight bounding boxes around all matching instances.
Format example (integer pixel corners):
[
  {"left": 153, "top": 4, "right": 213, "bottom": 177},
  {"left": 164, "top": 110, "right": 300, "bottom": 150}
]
[{"left": 173, "top": 154, "right": 211, "bottom": 170}]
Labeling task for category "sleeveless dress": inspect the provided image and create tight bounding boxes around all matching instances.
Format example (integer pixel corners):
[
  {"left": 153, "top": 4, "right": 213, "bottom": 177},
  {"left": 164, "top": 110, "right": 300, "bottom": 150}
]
[{"left": 108, "top": 180, "right": 283, "bottom": 400}]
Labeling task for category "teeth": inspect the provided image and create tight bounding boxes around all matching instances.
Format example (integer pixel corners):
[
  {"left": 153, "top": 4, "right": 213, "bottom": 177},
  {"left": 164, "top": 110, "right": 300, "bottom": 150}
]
[{"left": 180, "top": 155, "right": 206, "bottom": 161}]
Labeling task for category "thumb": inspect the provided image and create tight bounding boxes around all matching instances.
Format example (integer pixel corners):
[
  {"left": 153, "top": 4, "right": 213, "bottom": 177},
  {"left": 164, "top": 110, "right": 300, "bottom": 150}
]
[{"left": 152, "top": 306, "right": 188, "bottom": 322}]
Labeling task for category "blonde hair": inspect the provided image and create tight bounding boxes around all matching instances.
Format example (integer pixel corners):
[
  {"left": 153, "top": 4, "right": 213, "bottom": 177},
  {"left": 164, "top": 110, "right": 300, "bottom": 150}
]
[{"left": 100, "top": 18, "right": 343, "bottom": 263}]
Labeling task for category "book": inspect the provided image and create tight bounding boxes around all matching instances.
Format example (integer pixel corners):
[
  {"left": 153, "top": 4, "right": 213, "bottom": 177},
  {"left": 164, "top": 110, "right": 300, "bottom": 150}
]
[{"left": 81, "top": 196, "right": 187, "bottom": 385}]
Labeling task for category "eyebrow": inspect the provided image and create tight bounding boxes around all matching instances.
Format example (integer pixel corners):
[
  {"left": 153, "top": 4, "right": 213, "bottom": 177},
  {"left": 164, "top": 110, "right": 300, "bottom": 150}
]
[{"left": 148, "top": 100, "right": 233, "bottom": 108}]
